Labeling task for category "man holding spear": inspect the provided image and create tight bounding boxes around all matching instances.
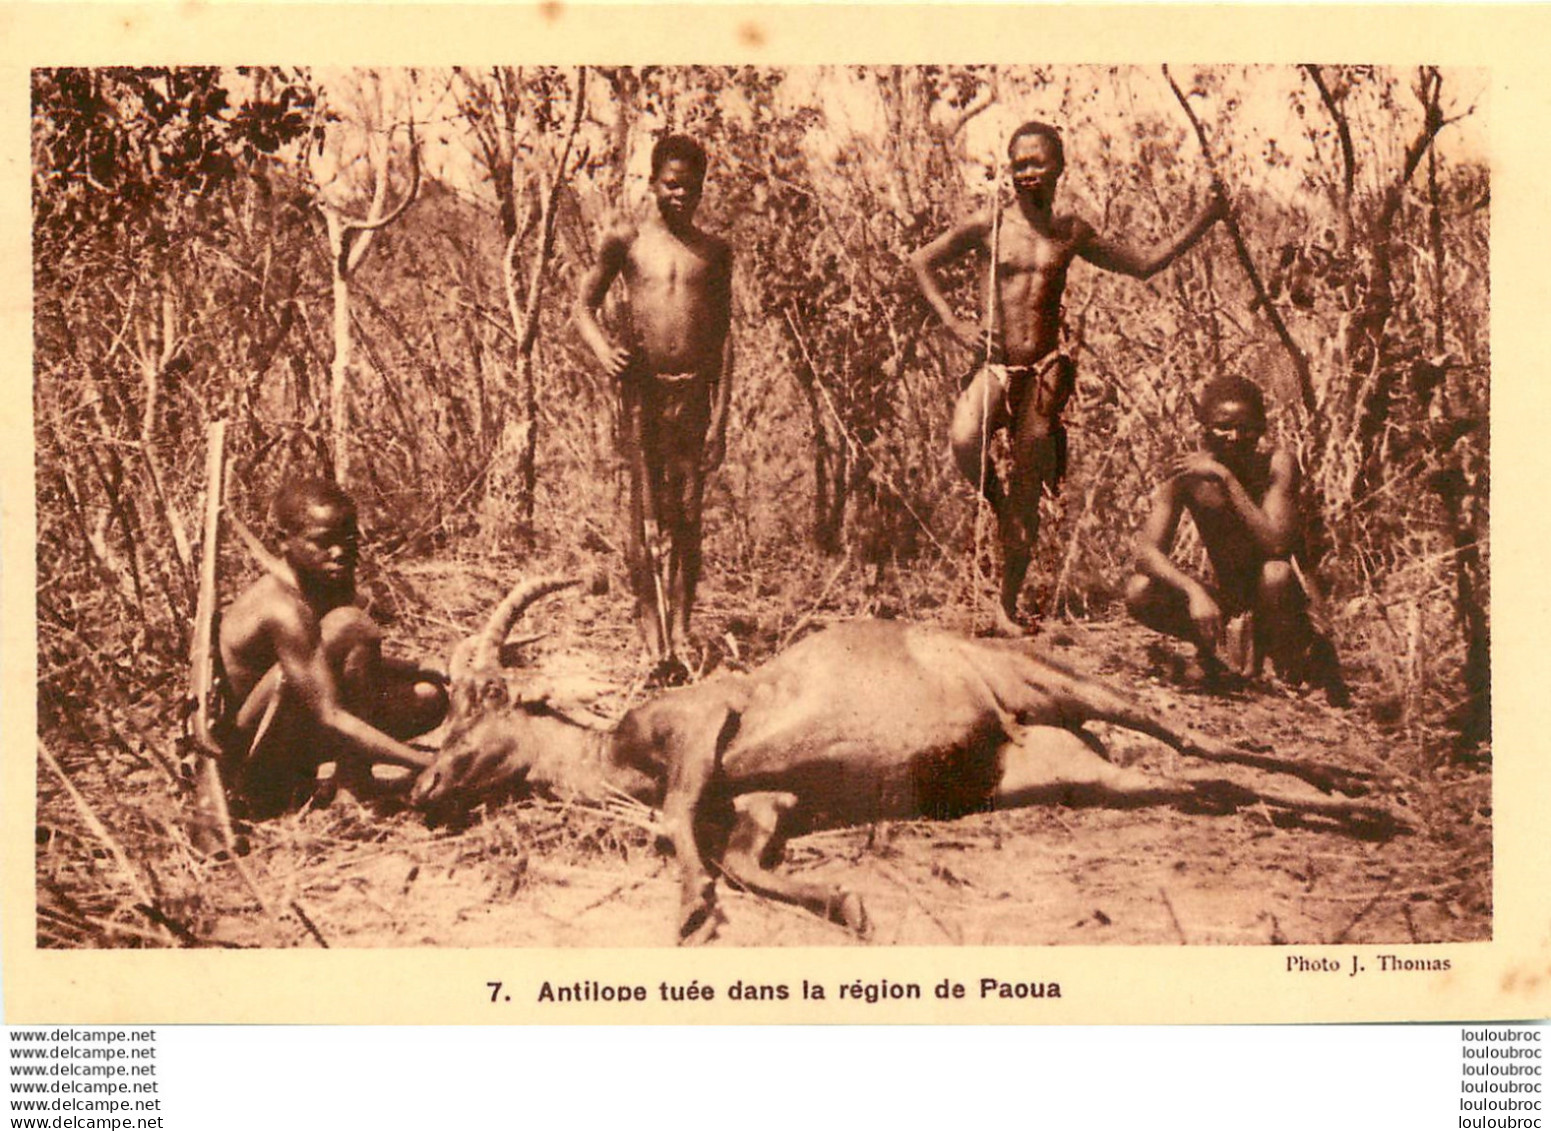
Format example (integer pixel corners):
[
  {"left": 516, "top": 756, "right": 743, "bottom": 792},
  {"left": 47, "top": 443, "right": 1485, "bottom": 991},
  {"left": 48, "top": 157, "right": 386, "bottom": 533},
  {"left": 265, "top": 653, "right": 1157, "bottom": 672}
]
[{"left": 911, "top": 120, "right": 1227, "bottom": 635}]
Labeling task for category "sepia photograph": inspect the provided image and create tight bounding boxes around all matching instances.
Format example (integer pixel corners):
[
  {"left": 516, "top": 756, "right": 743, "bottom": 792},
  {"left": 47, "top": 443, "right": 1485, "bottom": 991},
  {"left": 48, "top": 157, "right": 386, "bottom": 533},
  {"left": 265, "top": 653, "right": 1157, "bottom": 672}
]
[
  {"left": 5, "top": 2, "right": 1544, "bottom": 1026},
  {"left": 28, "top": 59, "right": 1490, "bottom": 951}
]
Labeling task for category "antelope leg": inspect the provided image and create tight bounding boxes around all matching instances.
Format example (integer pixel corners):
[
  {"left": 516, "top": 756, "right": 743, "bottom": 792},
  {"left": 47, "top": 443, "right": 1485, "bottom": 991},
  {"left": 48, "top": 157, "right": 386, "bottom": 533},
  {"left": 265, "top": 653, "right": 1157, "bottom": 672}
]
[
  {"left": 719, "top": 791, "right": 870, "bottom": 937},
  {"left": 654, "top": 701, "right": 741, "bottom": 945},
  {"left": 993, "top": 726, "right": 1193, "bottom": 809},
  {"left": 1173, "top": 736, "right": 1376, "bottom": 797},
  {"left": 1005, "top": 654, "right": 1374, "bottom": 796},
  {"left": 1178, "top": 770, "right": 1402, "bottom": 831}
]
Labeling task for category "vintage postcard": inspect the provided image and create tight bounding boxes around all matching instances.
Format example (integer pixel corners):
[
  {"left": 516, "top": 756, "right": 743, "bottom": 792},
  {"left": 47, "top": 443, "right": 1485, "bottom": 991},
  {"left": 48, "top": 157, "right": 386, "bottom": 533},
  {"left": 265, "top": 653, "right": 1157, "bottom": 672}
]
[{"left": 3, "top": 4, "right": 1547, "bottom": 1024}]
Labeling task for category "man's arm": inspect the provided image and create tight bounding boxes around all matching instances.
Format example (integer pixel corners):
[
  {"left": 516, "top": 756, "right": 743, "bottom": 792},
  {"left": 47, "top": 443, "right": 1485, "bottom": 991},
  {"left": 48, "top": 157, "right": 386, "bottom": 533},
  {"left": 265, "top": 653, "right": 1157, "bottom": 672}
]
[
  {"left": 1077, "top": 187, "right": 1227, "bottom": 280},
  {"left": 1135, "top": 478, "right": 1198, "bottom": 594},
  {"left": 1135, "top": 477, "right": 1224, "bottom": 647},
  {"left": 704, "top": 240, "right": 734, "bottom": 472},
  {"left": 909, "top": 212, "right": 993, "bottom": 353},
  {"left": 269, "top": 605, "right": 431, "bottom": 771},
  {"left": 1172, "top": 448, "right": 1300, "bottom": 558},
  {"left": 573, "top": 221, "right": 634, "bottom": 378}
]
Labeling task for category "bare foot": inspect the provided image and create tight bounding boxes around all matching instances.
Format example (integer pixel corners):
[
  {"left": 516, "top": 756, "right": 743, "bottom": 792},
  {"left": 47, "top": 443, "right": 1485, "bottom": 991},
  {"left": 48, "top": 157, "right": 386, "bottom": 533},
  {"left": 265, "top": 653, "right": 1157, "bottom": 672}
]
[
  {"left": 831, "top": 891, "right": 872, "bottom": 938},
  {"left": 647, "top": 656, "right": 691, "bottom": 689},
  {"left": 1183, "top": 653, "right": 1247, "bottom": 694},
  {"left": 989, "top": 609, "right": 1028, "bottom": 638},
  {"left": 1224, "top": 612, "right": 1260, "bottom": 678},
  {"left": 678, "top": 900, "right": 726, "bottom": 946},
  {"left": 984, "top": 599, "right": 1035, "bottom": 639}
]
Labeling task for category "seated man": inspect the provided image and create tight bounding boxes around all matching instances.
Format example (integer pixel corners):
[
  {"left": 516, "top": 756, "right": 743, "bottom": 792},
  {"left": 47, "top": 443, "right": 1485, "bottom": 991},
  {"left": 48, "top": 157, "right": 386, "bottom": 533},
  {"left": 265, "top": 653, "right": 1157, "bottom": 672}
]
[
  {"left": 215, "top": 479, "right": 447, "bottom": 817},
  {"left": 1124, "top": 376, "right": 1345, "bottom": 700}
]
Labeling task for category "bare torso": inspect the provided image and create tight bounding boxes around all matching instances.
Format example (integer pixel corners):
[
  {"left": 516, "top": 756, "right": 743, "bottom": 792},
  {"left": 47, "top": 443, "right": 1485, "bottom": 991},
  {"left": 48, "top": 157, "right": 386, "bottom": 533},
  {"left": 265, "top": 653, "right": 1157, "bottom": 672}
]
[
  {"left": 574, "top": 205, "right": 735, "bottom": 667},
  {"left": 218, "top": 575, "right": 345, "bottom": 703},
  {"left": 992, "top": 211, "right": 1089, "bottom": 365},
  {"left": 1181, "top": 450, "right": 1277, "bottom": 598},
  {"left": 621, "top": 219, "right": 731, "bottom": 376}
]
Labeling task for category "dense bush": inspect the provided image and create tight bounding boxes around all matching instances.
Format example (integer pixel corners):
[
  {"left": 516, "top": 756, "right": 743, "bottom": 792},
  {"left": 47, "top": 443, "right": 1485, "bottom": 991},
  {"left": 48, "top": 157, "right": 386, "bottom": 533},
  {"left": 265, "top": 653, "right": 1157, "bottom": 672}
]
[{"left": 32, "top": 65, "right": 1488, "bottom": 946}]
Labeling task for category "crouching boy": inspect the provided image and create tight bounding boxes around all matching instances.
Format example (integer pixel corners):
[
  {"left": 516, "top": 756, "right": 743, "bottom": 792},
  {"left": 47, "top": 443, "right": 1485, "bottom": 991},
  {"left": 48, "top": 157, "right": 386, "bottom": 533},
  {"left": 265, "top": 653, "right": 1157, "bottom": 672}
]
[
  {"left": 1124, "top": 376, "right": 1346, "bottom": 701},
  {"left": 214, "top": 479, "right": 447, "bottom": 816}
]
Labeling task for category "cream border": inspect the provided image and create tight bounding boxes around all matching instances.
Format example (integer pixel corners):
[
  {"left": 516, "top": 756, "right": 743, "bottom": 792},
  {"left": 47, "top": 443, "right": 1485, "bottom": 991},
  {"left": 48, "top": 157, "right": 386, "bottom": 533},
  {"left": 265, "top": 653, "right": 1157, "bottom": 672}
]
[{"left": 3, "top": 4, "right": 1547, "bottom": 1025}]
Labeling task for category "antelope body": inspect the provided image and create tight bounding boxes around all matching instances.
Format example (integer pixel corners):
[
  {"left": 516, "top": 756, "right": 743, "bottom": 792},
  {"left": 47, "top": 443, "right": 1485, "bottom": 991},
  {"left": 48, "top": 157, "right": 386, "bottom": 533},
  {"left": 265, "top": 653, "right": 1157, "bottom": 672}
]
[{"left": 413, "top": 578, "right": 1392, "bottom": 942}]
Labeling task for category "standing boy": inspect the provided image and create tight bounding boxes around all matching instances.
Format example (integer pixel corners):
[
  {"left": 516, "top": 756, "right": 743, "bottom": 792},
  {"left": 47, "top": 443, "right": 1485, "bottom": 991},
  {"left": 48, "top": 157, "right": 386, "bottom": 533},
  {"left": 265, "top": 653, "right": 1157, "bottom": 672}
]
[
  {"left": 911, "top": 120, "right": 1226, "bottom": 634},
  {"left": 575, "top": 134, "right": 734, "bottom": 683}
]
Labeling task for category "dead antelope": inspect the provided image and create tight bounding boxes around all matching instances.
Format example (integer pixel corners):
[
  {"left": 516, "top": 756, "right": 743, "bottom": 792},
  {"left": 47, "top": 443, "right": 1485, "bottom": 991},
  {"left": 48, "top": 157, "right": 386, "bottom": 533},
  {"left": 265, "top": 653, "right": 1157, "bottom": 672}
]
[{"left": 413, "top": 576, "right": 1396, "bottom": 942}]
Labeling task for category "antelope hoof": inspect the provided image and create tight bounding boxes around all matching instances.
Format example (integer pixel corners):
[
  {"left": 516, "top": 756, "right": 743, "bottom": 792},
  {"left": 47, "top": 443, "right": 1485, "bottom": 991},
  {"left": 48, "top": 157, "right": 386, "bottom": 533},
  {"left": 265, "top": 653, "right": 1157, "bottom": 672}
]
[
  {"left": 677, "top": 875, "right": 722, "bottom": 945},
  {"left": 678, "top": 900, "right": 726, "bottom": 946},
  {"left": 831, "top": 891, "right": 872, "bottom": 938}
]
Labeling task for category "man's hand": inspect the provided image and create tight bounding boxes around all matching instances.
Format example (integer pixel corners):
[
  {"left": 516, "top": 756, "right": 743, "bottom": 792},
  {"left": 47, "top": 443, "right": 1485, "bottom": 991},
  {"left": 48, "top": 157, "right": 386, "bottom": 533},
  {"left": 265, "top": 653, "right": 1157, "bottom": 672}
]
[
  {"left": 1186, "top": 586, "right": 1224, "bottom": 651},
  {"left": 596, "top": 343, "right": 633, "bottom": 380},
  {"left": 1169, "top": 453, "right": 1230, "bottom": 483}
]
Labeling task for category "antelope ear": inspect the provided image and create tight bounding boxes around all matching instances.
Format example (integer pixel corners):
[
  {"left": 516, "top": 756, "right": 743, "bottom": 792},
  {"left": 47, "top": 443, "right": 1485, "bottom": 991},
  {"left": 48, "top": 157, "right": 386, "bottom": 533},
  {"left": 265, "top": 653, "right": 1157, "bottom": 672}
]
[{"left": 498, "top": 633, "right": 548, "bottom": 667}]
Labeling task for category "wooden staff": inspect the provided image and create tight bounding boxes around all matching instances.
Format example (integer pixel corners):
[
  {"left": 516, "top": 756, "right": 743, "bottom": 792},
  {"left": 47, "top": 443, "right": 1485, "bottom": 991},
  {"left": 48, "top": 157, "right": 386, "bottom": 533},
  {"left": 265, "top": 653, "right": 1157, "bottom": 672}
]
[
  {"left": 983, "top": 155, "right": 1003, "bottom": 367},
  {"left": 1161, "top": 65, "right": 1317, "bottom": 417},
  {"left": 974, "top": 156, "right": 1005, "bottom": 625},
  {"left": 187, "top": 420, "right": 242, "bottom": 856},
  {"left": 1163, "top": 67, "right": 1347, "bottom": 667},
  {"left": 625, "top": 389, "right": 673, "bottom": 663}
]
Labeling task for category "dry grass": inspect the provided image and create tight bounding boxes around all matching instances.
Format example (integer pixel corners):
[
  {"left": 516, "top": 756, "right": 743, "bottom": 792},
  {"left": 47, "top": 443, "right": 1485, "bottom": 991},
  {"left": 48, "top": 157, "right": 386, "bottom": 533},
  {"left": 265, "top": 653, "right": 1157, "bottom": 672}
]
[{"left": 34, "top": 529, "right": 1492, "bottom": 950}]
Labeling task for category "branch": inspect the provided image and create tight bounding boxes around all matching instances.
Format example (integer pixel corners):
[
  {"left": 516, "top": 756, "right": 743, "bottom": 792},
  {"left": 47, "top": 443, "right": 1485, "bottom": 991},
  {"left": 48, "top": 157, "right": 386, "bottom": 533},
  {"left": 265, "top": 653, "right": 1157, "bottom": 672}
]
[
  {"left": 1301, "top": 65, "right": 1355, "bottom": 211},
  {"left": 1375, "top": 67, "right": 1449, "bottom": 235},
  {"left": 1403, "top": 71, "right": 1445, "bottom": 181},
  {"left": 39, "top": 741, "right": 177, "bottom": 946},
  {"left": 320, "top": 119, "right": 423, "bottom": 275},
  {"left": 938, "top": 76, "right": 997, "bottom": 141},
  {"left": 227, "top": 511, "right": 299, "bottom": 590},
  {"left": 510, "top": 67, "right": 587, "bottom": 355},
  {"left": 1162, "top": 64, "right": 1316, "bottom": 416},
  {"left": 335, "top": 155, "right": 422, "bottom": 239}
]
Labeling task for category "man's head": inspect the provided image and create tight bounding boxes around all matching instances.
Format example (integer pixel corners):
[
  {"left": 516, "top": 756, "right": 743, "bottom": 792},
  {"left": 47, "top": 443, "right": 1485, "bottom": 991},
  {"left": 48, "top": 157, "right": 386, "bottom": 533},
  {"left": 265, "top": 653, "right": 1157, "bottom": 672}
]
[
  {"left": 650, "top": 134, "right": 707, "bottom": 226},
  {"left": 274, "top": 478, "right": 359, "bottom": 590},
  {"left": 1195, "top": 375, "right": 1268, "bottom": 463},
  {"left": 1006, "top": 121, "right": 1065, "bottom": 205}
]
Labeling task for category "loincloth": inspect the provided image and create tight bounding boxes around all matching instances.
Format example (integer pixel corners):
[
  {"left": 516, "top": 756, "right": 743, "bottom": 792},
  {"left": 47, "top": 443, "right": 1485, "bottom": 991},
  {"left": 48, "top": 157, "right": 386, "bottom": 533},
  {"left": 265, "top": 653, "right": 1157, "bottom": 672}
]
[
  {"left": 981, "top": 352, "right": 1076, "bottom": 489},
  {"left": 983, "top": 351, "right": 1076, "bottom": 424},
  {"left": 623, "top": 364, "right": 713, "bottom": 455}
]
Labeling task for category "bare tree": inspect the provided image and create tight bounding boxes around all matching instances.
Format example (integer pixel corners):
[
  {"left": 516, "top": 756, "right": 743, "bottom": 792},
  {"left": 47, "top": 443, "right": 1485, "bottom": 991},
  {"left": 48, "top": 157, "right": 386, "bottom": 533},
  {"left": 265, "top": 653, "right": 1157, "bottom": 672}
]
[
  {"left": 311, "top": 71, "right": 422, "bottom": 484},
  {"left": 452, "top": 67, "right": 589, "bottom": 528}
]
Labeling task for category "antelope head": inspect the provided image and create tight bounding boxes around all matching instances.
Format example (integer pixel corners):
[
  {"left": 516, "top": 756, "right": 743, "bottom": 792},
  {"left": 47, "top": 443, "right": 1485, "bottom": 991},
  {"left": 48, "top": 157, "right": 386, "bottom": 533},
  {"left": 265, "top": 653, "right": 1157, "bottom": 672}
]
[{"left": 410, "top": 576, "right": 582, "bottom": 812}]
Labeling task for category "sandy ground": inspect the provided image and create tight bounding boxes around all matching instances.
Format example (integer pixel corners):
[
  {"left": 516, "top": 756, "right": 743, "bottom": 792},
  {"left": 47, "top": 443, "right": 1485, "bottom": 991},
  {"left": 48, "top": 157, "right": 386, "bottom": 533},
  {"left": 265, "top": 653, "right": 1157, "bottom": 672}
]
[{"left": 84, "top": 565, "right": 1486, "bottom": 952}]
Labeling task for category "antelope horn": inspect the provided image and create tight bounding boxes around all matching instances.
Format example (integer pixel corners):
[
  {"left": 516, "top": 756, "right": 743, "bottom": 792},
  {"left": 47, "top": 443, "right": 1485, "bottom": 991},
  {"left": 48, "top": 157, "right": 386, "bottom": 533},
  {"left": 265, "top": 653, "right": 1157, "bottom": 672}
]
[{"left": 471, "top": 576, "right": 580, "bottom": 672}]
